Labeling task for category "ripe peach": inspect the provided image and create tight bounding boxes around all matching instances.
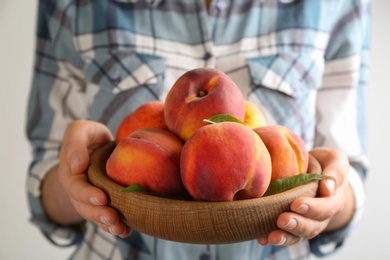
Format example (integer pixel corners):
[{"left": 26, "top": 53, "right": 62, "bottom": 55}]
[
  {"left": 164, "top": 68, "right": 245, "bottom": 141},
  {"left": 253, "top": 125, "right": 309, "bottom": 181},
  {"left": 180, "top": 122, "right": 272, "bottom": 201},
  {"left": 244, "top": 100, "right": 267, "bottom": 128},
  {"left": 106, "top": 128, "right": 186, "bottom": 196},
  {"left": 115, "top": 101, "right": 168, "bottom": 144}
]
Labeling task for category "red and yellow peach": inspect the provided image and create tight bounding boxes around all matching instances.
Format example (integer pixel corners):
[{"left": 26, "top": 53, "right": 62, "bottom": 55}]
[
  {"left": 253, "top": 125, "right": 309, "bottom": 180},
  {"left": 164, "top": 68, "right": 245, "bottom": 141},
  {"left": 180, "top": 122, "right": 272, "bottom": 201},
  {"left": 107, "top": 128, "right": 186, "bottom": 196},
  {"left": 115, "top": 101, "right": 167, "bottom": 144}
]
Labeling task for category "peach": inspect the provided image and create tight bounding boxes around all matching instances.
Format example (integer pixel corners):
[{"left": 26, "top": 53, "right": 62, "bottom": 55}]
[
  {"left": 253, "top": 125, "right": 309, "bottom": 181},
  {"left": 106, "top": 128, "right": 186, "bottom": 196},
  {"left": 244, "top": 100, "right": 267, "bottom": 128},
  {"left": 180, "top": 122, "right": 272, "bottom": 201},
  {"left": 115, "top": 101, "right": 168, "bottom": 144},
  {"left": 164, "top": 68, "right": 245, "bottom": 141}
]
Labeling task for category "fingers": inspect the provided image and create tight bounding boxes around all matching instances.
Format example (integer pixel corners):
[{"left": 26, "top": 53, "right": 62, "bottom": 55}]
[
  {"left": 258, "top": 207, "right": 330, "bottom": 246},
  {"left": 264, "top": 230, "right": 303, "bottom": 246},
  {"left": 276, "top": 211, "right": 329, "bottom": 240},
  {"left": 290, "top": 196, "right": 336, "bottom": 223},
  {"left": 59, "top": 170, "right": 108, "bottom": 207},
  {"left": 65, "top": 172, "right": 131, "bottom": 237},
  {"left": 73, "top": 199, "right": 132, "bottom": 238}
]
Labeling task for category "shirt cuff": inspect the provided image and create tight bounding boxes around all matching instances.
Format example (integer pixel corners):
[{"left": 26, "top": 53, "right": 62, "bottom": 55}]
[{"left": 27, "top": 158, "right": 84, "bottom": 247}]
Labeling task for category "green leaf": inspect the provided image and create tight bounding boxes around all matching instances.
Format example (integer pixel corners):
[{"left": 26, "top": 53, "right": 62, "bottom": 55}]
[
  {"left": 262, "top": 173, "right": 326, "bottom": 197},
  {"left": 121, "top": 183, "right": 147, "bottom": 193},
  {"left": 203, "top": 114, "right": 246, "bottom": 126},
  {"left": 122, "top": 183, "right": 191, "bottom": 200}
]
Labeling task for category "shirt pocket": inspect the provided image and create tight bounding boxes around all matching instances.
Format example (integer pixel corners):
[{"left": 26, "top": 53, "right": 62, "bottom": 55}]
[
  {"left": 246, "top": 52, "right": 324, "bottom": 143},
  {"left": 84, "top": 50, "right": 166, "bottom": 95},
  {"left": 247, "top": 52, "right": 324, "bottom": 97},
  {"left": 83, "top": 50, "right": 166, "bottom": 131}
]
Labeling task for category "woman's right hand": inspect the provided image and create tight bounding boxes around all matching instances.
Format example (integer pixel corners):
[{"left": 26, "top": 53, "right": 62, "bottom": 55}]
[{"left": 42, "top": 120, "right": 132, "bottom": 238}]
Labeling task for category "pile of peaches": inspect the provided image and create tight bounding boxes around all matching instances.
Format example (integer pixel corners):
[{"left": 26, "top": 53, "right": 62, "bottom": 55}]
[{"left": 106, "top": 68, "right": 310, "bottom": 202}]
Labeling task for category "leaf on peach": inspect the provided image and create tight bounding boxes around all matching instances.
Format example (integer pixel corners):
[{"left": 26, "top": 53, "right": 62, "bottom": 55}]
[
  {"left": 122, "top": 183, "right": 146, "bottom": 193},
  {"left": 203, "top": 114, "right": 246, "bottom": 125},
  {"left": 262, "top": 173, "right": 325, "bottom": 197},
  {"left": 122, "top": 183, "right": 191, "bottom": 200}
]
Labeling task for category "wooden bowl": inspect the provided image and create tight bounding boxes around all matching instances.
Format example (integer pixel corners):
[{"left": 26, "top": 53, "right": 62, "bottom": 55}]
[{"left": 87, "top": 142, "right": 321, "bottom": 244}]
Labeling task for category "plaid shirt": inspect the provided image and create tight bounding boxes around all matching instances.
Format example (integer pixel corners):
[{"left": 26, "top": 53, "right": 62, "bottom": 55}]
[{"left": 26, "top": 0, "right": 370, "bottom": 259}]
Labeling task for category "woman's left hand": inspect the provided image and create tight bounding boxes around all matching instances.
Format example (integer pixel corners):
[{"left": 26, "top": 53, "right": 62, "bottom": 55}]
[{"left": 257, "top": 147, "right": 355, "bottom": 246}]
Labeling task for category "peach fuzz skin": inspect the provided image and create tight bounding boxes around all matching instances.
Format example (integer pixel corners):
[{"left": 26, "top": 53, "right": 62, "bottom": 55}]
[
  {"left": 244, "top": 100, "right": 267, "bottom": 128},
  {"left": 107, "top": 128, "right": 186, "bottom": 196},
  {"left": 180, "top": 122, "right": 272, "bottom": 201},
  {"left": 115, "top": 101, "right": 168, "bottom": 144},
  {"left": 164, "top": 68, "right": 245, "bottom": 141},
  {"left": 253, "top": 125, "right": 309, "bottom": 181}
]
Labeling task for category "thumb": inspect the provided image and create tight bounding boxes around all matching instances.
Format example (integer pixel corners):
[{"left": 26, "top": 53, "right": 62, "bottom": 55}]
[{"left": 61, "top": 120, "right": 114, "bottom": 175}]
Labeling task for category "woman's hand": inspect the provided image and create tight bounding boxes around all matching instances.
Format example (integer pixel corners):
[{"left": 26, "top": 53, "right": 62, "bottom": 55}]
[
  {"left": 257, "top": 147, "right": 354, "bottom": 246},
  {"left": 42, "top": 120, "right": 132, "bottom": 238}
]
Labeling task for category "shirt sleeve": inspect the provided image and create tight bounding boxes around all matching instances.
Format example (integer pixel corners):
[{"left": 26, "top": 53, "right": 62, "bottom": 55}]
[
  {"left": 309, "top": 0, "right": 371, "bottom": 256},
  {"left": 25, "top": 0, "right": 86, "bottom": 246}
]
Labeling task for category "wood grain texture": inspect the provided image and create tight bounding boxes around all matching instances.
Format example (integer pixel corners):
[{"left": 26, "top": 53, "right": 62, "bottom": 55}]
[{"left": 87, "top": 142, "right": 320, "bottom": 244}]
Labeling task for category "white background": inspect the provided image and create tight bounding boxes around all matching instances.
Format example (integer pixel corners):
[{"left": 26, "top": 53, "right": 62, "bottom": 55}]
[{"left": 0, "top": 1, "right": 389, "bottom": 259}]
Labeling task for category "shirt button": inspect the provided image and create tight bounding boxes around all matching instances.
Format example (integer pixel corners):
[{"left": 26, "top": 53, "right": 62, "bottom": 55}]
[
  {"left": 203, "top": 52, "right": 213, "bottom": 61},
  {"left": 111, "top": 73, "right": 122, "bottom": 86},
  {"left": 215, "top": 0, "right": 227, "bottom": 11},
  {"left": 199, "top": 253, "right": 210, "bottom": 260}
]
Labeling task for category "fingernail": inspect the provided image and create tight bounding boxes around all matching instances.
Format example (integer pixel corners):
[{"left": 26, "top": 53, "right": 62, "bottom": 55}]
[
  {"left": 325, "top": 178, "right": 335, "bottom": 195},
  {"left": 283, "top": 218, "right": 297, "bottom": 230},
  {"left": 120, "top": 227, "right": 132, "bottom": 238},
  {"left": 90, "top": 197, "right": 103, "bottom": 206},
  {"left": 100, "top": 215, "right": 110, "bottom": 225},
  {"left": 257, "top": 237, "right": 267, "bottom": 246},
  {"left": 276, "top": 235, "right": 286, "bottom": 246},
  {"left": 70, "top": 155, "right": 79, "bottom": 174},
  {"left": 295, "top": 204, "right": 309, "bottom": 214},
  {"left": 108, "top": 225, "right": 116, "bottom": 235}
]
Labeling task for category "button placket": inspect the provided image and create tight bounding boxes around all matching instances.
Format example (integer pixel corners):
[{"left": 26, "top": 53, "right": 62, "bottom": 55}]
[
  {"left": 197, "top": 1, "right": 216, "bottom": 68},
  {"left": 203, "top": 46, "right": 216, "bottom": 68}
]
